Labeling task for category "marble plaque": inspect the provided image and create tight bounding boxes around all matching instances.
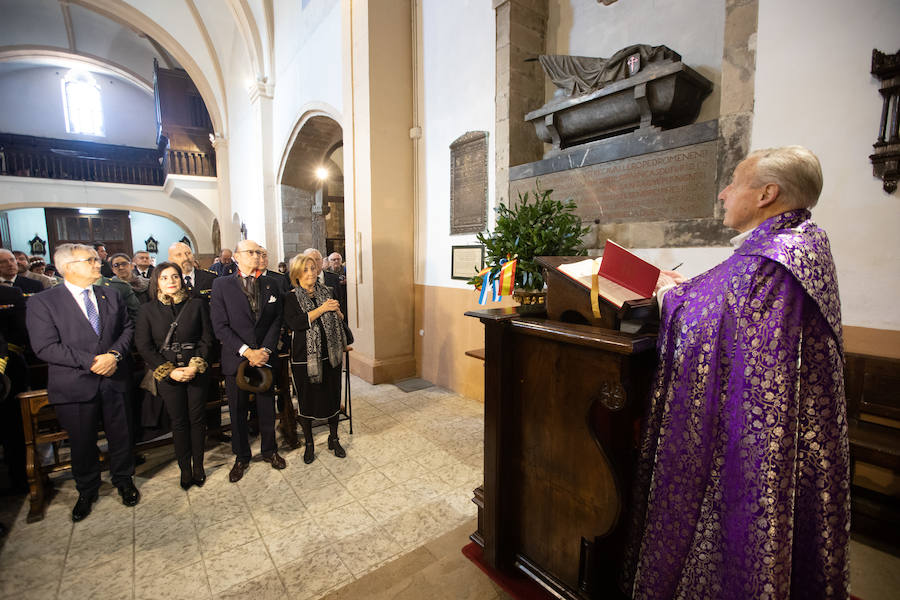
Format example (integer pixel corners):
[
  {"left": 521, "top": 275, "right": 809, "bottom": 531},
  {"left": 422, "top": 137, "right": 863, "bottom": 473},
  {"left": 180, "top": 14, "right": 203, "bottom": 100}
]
[
  {"left": 510, "top": 140, "right": 718, "bottom": 223},
  {"left": 450, "top": 131, "right": 488, "bottom": 234}
]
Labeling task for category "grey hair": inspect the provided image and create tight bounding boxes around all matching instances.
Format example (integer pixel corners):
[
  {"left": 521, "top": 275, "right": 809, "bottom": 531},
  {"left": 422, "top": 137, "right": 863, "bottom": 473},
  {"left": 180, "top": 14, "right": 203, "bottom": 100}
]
[
  {"left": 54, "top": 243, "right": 97, "bottom": 274},
  {"left": 747, "top": 145, "right": 823, "bottom": 209}
]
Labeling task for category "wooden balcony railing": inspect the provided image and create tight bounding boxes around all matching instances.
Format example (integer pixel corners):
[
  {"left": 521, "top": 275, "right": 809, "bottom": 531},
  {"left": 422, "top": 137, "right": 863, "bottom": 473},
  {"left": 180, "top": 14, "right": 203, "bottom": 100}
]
[
  {"left": 0, "top": 133, "right": 164, "bottom": 186},
  {"left": 163, "top": 148, "right": 216, "bottom": 177}
]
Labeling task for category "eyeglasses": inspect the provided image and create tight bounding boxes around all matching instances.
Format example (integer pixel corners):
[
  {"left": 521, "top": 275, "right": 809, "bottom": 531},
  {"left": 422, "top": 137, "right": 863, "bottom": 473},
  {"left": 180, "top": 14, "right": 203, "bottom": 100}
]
[
  {"left": 68, "top": 257, "right": 101, "bottom": 265},
  {"left": 111, "top": 262, "right": 131, "bottom": 268}
]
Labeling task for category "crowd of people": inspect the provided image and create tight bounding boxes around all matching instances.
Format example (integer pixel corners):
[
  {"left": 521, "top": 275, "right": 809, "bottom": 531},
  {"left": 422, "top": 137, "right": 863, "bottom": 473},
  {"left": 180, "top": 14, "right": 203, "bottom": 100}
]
[{"left": 1, "top": 239, "right": 350, "bottom": 524}]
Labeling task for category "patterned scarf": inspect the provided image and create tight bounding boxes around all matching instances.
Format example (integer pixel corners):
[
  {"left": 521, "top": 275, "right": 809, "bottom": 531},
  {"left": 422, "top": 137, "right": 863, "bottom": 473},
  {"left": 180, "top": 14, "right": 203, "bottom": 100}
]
[{"left": 294, "top": 281, "right": 345, "bottom": 383}]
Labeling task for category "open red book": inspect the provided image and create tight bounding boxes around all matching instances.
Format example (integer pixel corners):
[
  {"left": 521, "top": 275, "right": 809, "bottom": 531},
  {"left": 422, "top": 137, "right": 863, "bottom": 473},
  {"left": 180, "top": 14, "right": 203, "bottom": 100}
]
[{"left": 557, "top": 241, "right": 660, "bottom": 308}]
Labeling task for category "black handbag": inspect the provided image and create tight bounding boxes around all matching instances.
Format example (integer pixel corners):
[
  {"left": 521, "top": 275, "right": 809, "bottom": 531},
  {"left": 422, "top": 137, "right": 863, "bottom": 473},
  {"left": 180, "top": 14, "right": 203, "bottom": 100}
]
[{"left": 140, "top": 302, "right": 189, "bottom": 396}]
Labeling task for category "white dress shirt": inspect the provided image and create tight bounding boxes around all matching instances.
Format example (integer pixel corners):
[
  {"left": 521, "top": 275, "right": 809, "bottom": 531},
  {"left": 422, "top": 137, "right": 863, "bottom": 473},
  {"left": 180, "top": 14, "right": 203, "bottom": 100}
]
[{"left": 64, "top": 279, "right": 98, "bottom": 321}]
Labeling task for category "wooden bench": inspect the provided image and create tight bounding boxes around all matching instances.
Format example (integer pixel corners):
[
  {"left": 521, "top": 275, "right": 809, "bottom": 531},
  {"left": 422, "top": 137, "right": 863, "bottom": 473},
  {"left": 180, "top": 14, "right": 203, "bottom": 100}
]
[
  {"left": 844, "top": 352, "right": 900, "bottom": 542},
  {"left": 17, "top": 355, "right": 300, "bottom": 523}
]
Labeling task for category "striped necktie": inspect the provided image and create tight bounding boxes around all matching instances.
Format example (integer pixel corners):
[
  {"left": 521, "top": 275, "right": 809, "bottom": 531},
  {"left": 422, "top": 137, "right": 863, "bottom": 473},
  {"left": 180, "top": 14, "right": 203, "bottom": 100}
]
[{"left": 82, "top": 289, "right": 100, "bottom": 335}]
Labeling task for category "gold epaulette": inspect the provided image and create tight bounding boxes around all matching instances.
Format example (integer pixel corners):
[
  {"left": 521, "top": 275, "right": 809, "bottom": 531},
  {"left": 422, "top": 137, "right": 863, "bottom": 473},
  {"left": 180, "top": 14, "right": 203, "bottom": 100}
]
[{"left": 6, "top": 342, "right": 25, "bottom": 355}]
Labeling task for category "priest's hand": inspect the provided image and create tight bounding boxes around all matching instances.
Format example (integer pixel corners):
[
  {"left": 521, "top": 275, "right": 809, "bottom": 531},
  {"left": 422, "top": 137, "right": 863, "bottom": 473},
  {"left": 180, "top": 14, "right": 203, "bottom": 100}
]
[{"left": 655, "top": 270, "right": 685, "bottom": 292}]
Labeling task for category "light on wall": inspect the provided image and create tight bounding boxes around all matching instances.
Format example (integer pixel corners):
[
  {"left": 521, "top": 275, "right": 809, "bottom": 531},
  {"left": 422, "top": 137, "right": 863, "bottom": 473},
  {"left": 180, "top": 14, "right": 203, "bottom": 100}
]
[
  {"left": 315, "top": 166, "right": 329, "bottom": 181},
  {"left": 78, "top": 208, "right": 99, "bottom": 215}
]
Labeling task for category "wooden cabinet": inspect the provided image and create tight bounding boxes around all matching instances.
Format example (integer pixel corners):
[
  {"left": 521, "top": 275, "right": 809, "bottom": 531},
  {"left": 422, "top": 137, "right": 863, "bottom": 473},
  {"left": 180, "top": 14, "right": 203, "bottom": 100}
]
[{"left": 467, "top": 307, "right": 656, "bottom": 599}]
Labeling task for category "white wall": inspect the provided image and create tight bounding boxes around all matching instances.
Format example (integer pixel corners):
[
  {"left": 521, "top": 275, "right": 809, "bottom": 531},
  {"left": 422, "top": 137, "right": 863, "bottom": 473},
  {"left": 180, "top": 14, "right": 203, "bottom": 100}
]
[
  {"left": 2, "top": 207, "right": 189, "bottom": 261},
  {"left": 129, "top": 211, "right": 190, "bottom": 259},
  {"left": 0, "top": 65, "right": 157, "bottom": 148},
  {"left": 548, "top": 0, "right": 724, "bottom": 123},
  {"left": 751, "top": 0, "right": 900, "bottom": 330},
  {"left": 418, "top": 0, "right": 496, "bottom": 289},
  {"left": 3, "top": 208, "right": 48, "bottom": 256}
]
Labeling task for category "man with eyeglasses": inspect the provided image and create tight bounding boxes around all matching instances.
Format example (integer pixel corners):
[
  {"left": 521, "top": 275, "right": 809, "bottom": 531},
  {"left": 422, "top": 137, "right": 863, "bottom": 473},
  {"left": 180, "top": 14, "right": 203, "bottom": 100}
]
[
  {"left": 25, "top": 243, "right": 140, "bottom": 521},
  {"left": 210, "top": 239, "right": 286, "bottom": 481}
]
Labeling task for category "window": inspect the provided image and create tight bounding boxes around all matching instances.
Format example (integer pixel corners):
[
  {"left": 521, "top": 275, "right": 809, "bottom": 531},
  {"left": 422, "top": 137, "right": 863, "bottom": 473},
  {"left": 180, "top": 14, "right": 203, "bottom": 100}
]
[{"left": 61, "top": 70, "right": 104, "bottom": 137}]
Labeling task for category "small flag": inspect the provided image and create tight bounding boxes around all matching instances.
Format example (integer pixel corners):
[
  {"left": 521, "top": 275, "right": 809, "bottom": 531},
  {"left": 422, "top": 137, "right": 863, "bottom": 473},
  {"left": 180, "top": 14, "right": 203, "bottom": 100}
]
[{"left": 497, "top": 259, "right": 517, "bottom": 297}]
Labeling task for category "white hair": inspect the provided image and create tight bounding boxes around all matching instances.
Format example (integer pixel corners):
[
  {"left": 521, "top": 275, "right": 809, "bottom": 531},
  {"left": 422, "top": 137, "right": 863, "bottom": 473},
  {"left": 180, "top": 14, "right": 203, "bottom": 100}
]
[
  {"left": 54, "top": 243, "right": 96, "bottom": 274},
  {"left": 747, "top": 145, "right": 823, "bottom": 209}
]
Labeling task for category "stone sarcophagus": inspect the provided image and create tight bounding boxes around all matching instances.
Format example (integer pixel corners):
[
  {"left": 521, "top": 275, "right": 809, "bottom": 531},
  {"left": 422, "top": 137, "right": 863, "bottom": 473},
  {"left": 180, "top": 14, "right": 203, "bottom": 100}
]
[{"left": 527, "top": 44, "right": 713, "bottom": 154}]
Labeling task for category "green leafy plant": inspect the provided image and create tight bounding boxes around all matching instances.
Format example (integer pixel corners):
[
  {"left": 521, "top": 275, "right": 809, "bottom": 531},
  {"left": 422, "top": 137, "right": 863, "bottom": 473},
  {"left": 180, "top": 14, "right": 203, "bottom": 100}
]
[{"left": 470, "top": 182, "right": 590, "bottom": 291}]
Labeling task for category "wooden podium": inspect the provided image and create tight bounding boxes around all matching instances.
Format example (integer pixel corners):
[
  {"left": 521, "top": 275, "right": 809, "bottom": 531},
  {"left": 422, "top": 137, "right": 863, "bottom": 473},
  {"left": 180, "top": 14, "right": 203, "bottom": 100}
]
[{"left": 466, "top": 304, "right": 656, "bottom": 599}]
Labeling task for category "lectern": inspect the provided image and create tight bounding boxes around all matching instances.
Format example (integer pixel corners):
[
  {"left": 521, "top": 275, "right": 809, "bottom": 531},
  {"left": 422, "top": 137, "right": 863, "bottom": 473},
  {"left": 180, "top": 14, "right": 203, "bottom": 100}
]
[{"left": 466, "top": 302, "right": 657, "bottom": 598}]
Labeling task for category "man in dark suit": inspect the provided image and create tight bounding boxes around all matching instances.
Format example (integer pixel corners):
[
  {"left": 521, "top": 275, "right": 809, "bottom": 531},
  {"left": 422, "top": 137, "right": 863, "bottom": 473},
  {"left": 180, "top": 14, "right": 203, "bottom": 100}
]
[
  {"left": 93, "top": 243, "right": 115, "bottom": 278},
  {"left": 257, "top": 247, "right": 290, "bottom": 294},
  {"left": 209, "top": 248, "right": 237, "bottom": 277},
  {"left": 0, "top": 285, "right": 29, "bottom": 492},
  {"left": 210, "top": 239, "right": 286, "bottom": 482},
  {"left": 132, "top": 250, "right": 154, "bottom": 279},
  {"left": 26, "top": 243, "right": 139, "bottom": 521},
  {"left": 0, "top": 249, "right": 43, "bottom": 295},
  {"left": 168, "top": 242, "right": 217, "bottom": 300}
]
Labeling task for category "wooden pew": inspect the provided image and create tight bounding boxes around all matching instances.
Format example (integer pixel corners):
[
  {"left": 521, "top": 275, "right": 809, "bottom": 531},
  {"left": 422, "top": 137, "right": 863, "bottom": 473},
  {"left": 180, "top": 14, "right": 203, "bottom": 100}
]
[
  {"left": 18, "top": 354, "right": 298, "bottom": 523},
  {"left": 844, "top": 352, "right": 900, "bottom": 543}
]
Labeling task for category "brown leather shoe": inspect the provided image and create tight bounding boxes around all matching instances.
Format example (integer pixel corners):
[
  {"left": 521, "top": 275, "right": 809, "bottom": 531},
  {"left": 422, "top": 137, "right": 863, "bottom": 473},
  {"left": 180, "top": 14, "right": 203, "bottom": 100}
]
[
  {"left": 229, "top": 459, "right": 249, "bottom": 483},
  {"left": 262, "top": 452, "right": 286, "bottom": 470}
]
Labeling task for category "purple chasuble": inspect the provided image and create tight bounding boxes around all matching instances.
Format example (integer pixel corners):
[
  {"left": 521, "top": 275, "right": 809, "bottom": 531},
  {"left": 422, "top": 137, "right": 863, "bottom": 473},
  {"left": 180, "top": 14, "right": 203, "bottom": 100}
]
[{"left": 621, "top": 210, "right": 850, "bottom": 599}]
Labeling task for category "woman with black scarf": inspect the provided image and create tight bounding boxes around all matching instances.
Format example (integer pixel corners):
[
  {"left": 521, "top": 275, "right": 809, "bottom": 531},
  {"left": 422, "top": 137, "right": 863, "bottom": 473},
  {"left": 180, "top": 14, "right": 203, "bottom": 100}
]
[
  {"left": 135, "top": 261, "right": 213, "bottom": 489},
  {"left": 283, "top": 254, "right": 351, "bottom": 464}
]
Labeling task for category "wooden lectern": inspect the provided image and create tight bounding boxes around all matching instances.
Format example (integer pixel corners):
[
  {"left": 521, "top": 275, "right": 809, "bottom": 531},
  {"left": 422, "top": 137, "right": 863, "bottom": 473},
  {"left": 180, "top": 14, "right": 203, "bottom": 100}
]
[
  {"left": 536, "top": 256, "right": 658, "bottom": 332},
  {"left": 467, "top": 300, "right": 657, "bottom": 598}
]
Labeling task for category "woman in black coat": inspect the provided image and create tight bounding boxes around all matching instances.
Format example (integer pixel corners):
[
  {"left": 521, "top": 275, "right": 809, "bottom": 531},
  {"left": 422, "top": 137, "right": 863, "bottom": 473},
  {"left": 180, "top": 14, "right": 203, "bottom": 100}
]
[
  {"left": 283, "top": 254, "right": 351, "bottom": 464},
  {"left": 135, "top": 262, "right": 214, "bottom": 489}
]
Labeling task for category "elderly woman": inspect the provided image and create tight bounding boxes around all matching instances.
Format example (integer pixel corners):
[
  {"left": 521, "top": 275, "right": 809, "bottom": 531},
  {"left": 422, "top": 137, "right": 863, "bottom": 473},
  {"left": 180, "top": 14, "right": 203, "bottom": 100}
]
[
  {"left": 284, "top": 254, "right": 351, "bottom": 464},
  {"left": 135, "top": 261, "right": 213, "bottom": 489}
]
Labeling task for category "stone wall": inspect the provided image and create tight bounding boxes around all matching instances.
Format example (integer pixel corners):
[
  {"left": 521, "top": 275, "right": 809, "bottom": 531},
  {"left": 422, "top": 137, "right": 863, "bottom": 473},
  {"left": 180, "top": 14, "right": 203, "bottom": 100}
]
[{"left": 280, "top": 184, "right": 313, "bottom": 258}]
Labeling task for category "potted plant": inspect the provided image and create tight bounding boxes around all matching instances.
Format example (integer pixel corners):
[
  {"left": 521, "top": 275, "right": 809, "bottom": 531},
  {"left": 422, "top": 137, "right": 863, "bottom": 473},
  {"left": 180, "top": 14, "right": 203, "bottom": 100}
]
[{"left": 470, "top": 182, "right": 590, "bottom": 303}]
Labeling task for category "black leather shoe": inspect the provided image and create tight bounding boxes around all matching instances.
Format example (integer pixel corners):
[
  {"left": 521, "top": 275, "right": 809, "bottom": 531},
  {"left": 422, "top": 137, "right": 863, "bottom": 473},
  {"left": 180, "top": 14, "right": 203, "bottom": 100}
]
[
  {"left": 262, "top": 452, "right": 286, "bottom": 469},
  {"left": 117, "top": 481, "right": 140, "bottom": 507},
  {"left": 303, "top": 442, "right": 315, "bottom": 464},
  {"left": 328, "top": 436, "right": 346, "bottom": 459},
  {"left": 192, "top": 466, "right": 206, "bottom": 487},
  {"left": 229, "top": 459, "right": 249, "bottom": 483},
  {"left": 180, "top": 475, "right": 192, "bottom": 491},
  {"left": 72, "top": 491, "right": 98, "bottom": 522}
]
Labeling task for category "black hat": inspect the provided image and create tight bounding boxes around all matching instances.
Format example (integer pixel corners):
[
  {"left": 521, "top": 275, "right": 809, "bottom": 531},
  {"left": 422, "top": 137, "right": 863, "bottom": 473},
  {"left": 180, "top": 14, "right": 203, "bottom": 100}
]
[{"left": 236, "top": 360, "right": 273, "bottom": 393}]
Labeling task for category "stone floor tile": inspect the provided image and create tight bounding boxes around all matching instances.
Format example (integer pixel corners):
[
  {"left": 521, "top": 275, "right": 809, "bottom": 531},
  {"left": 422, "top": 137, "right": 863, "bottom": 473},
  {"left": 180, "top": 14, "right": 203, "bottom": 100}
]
[
  {"left": 58, "top": 552, "right": 133, "bottom": 600},
  {"left": 313, "top": 500, "right": 379, "bottom": 541},
  {"left": 215, "top": 569, "right": 288, "bottom": 600},
  {"left": 278, "top": 546, "right": 353, "bottom": 600},
  {"left": 299, "top": 481, "right": 355, "bottom": 517},
  {"left": 135, "top": 560, "right": 211, "bottom": 600},
  {"left": 343, "top": 468, "right": 393, "bottom": 499},
  {"left": 330, "top": 525, "right": 403, "bottom": 576},
  {"left": 262, "top": 518, "right": 331, "bottom": 567},
  {"left": 198, "top": 514, "right": 262, "bottom": 557},
  {"left": 203, "top": 538, "right": 276, "bottom": 595}
]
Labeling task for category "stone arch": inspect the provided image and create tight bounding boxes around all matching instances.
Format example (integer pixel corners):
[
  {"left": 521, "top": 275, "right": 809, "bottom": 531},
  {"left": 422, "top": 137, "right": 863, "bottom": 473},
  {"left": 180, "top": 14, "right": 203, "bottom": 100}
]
[{"left": 277, "top": 108, "right": 344, "bottom": 260}]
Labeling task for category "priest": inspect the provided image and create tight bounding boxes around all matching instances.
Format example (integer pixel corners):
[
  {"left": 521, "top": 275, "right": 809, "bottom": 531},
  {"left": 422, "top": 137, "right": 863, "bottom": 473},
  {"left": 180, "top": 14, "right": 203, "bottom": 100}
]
[{"left": 622, "top": 146, "right": 849, "bottom": 599}]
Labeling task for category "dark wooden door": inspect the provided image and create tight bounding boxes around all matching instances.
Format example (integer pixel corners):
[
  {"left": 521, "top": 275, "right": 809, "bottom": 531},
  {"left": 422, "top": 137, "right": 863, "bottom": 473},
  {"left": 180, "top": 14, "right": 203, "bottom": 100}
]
[{"left": 45, "top": 208, "right": 133, "bottom": 257}]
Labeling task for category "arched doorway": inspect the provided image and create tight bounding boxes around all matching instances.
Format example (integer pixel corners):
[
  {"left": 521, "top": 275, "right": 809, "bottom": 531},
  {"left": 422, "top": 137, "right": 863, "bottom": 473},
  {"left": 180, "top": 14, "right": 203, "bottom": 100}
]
[{"left": 279, "top": 115, "right": 343, "bottom": 261}]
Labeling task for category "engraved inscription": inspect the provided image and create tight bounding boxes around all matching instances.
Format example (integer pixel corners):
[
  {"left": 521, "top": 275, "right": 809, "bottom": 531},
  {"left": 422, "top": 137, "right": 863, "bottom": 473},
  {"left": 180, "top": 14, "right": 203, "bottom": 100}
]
[
  {"left": 510, "top": 140, "right": 718, "bottom": 223},
  {"left": 450, "top": 131, "right": 489, "bottom": 234}
]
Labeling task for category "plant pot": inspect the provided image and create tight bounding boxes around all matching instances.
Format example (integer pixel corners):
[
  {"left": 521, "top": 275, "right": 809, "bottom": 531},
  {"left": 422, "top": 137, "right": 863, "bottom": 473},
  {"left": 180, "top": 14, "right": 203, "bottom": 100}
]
[{"left": 512, "top": 288, "right": 546, "bottom": 306}]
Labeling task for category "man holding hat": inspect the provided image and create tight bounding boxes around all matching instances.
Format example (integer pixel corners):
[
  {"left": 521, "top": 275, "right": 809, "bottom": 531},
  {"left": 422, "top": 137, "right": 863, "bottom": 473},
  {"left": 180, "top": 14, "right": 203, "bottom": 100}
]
[{"left": 210, "top": 239, "right": 286, "bottom": 482}]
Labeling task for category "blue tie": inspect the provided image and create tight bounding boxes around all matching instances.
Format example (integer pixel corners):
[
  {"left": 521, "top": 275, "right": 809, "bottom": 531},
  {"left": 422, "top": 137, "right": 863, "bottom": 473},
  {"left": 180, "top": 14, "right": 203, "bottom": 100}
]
[{"left": 83, "top": 288, "right": 100, "bottom": 335}]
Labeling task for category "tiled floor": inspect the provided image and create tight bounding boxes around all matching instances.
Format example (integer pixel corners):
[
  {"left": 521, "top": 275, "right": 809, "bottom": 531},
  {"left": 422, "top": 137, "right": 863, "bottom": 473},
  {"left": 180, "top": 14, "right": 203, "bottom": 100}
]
[
  {"left": 0, "top": 377, "right": 482, "bottom": 600},
  {"left": 0, "top": 376, "right": 898, "bottom": 600}
]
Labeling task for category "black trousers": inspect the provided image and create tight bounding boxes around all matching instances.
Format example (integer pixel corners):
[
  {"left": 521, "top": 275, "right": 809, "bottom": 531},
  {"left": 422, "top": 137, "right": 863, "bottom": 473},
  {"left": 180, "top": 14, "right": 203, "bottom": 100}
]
[
  {"left": 159, "top": 373, "right": 207, "bottom": 474},
  {"left": 54, "top": 380, "right": 134, "bottom": 496},
  {"left": 224, "top": 376, "right": 276, "bottom": 463}
]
